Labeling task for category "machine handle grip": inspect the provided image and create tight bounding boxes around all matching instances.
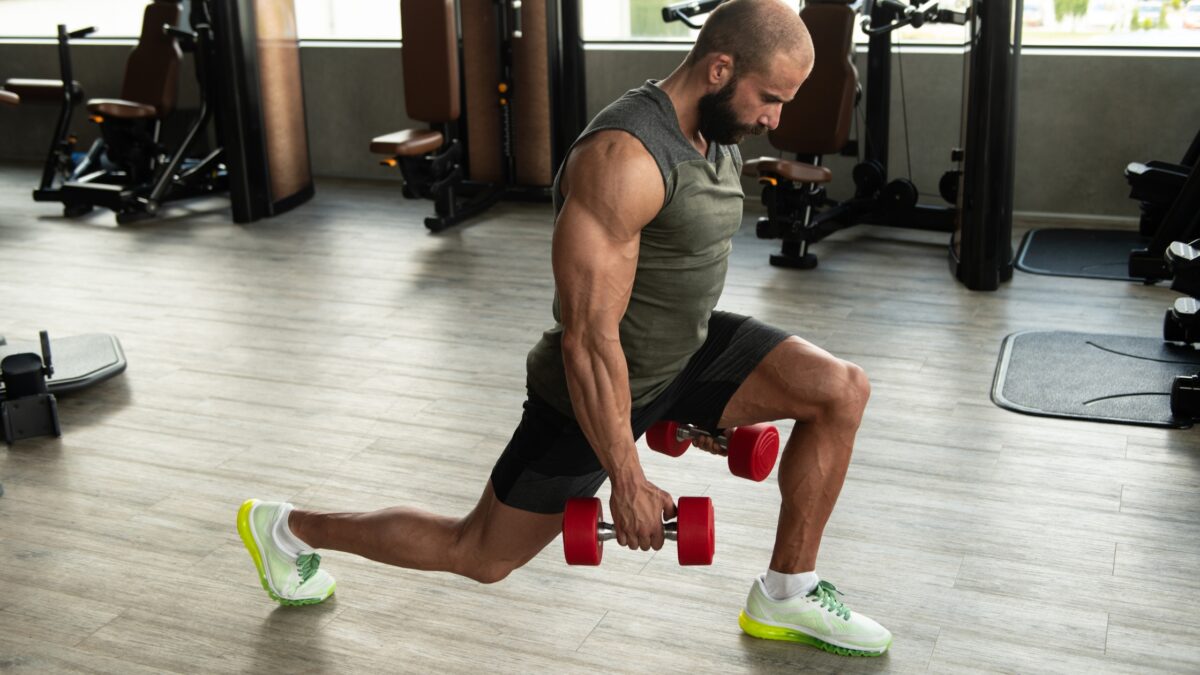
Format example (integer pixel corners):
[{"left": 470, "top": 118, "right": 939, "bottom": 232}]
[
  {"left": 877, "top": 0, "right": 912, "bottom": 13},
  {"left": 67, "top": 26, "right": 97, "bottom": 39},
  {"left": 38, "top": 330, "right": 54, "bottom": 378},
  {"left": 511, "top": 0, "right": 523, "bottom": 38},
  {"left": 661, "top": 0, "right": 725, "bottom": 28},
  {"left": 164, "top": 24, "right": 197, "bottom": 41}
]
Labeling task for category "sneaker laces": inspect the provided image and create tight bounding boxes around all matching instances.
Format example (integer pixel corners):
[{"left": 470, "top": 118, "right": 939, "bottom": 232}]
[
  {"left": 810, "top": 580, "right": 851, "bottom": 620},
  {"left": 296, "top": 552, "right": 322, "bottom": 584}
]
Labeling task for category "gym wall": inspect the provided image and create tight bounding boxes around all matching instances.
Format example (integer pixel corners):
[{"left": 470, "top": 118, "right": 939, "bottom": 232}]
[
  {"left": 581, "top": 46, "right": 1200, "bottom": 221},
  {"left": 1, "top": 41, "right": 1196, "bottom": 220}
]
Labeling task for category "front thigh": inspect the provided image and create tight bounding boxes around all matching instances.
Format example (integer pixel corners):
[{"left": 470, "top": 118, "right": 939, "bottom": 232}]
[{"left": 716, "top": 336, "right": 846, "bottom": 429}]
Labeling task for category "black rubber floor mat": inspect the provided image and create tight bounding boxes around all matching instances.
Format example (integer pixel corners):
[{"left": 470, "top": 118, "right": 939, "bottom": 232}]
[
  {"left": 993, "top": 331, "right": 1200, "bottom": 428},
  {"left": 1015, "top": 228, "right": 1148, "bottom": 281}
]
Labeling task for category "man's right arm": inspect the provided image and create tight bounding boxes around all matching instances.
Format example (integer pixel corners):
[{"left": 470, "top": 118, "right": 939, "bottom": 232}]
[{"left": 552, "top": 131, "right": 674, "bottom": 551}]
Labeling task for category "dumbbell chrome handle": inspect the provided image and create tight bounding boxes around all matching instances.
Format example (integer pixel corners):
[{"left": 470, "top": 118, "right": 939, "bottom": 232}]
[{"left": 596, "top": 522, "right": 679, "bottom": 542}]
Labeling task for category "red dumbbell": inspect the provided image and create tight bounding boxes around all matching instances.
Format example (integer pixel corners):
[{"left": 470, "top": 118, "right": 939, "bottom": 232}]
[
  {"left": 645, "top": 421, "right": 780, "bottom": 482},
  {"left": 562, "top": 496, "right": 715, "bottom": 566}
]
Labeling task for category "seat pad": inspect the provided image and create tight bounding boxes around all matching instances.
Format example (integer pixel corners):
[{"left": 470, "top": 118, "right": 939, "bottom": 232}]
[
  {"left": 87, "top": 98, "right": 158, "bottom": 120},
  {"left": 4, "top": 78, "right": 81, "bottom": 103},
  {"left": 370, "top": 129, "right": 444, "bottom": 157},
  {"left": 743, "top": 157, "right": 833, "bottom": 185}
]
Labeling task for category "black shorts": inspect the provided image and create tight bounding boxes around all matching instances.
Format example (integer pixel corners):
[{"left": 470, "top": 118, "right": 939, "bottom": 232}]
[{"left": 489, "top": 311, "right": 791, "bottom": 514}]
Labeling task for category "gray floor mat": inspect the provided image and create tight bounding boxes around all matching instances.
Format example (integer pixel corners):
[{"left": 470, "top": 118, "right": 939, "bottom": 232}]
[
  {"left": 993, "top": 330, "right": 1200, "bottom": 428},
  {"left": 1015, "top": 228, "right": 1147, "bottom": 281}
]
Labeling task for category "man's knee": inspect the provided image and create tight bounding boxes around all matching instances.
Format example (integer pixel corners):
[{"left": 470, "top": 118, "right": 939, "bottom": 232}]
[
  {"left": 795, "top": 351, "right": 870, "bottom": 422},
  {"left": 839, "top": 359, "right": 871, "bottom": 414},
  {"left": 463, "top": 559, "right": 519, "bottom": 585},
  {"left": 449, "top": 514, "right": 543, "bottom": 584}
]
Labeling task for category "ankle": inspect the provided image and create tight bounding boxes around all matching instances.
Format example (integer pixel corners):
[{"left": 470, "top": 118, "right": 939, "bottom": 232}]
[
  {"left": 764, "top": 569, "right": 819, "bottom": 600},
  {"left": 286, "top": 509, "right": 305, "bottom": 542},
  {"left": 277, "top": 506, "right": 316, "bottom": 555}
]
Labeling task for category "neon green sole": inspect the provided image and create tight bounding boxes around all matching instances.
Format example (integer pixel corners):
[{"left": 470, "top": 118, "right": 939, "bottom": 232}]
[
  {"left": 237, "top": 499, "right": 334, "bottom": 607},
  {"left": 738, "top": 611, "right": 889, "bottom": 657}
]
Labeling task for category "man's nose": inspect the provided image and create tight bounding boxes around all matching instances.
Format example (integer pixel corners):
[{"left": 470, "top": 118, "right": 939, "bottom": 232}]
[{"left": 761, "top": 106, "right": 782, "bottom": 130}]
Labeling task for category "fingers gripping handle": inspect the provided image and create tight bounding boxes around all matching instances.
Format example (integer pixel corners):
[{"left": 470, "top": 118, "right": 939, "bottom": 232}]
[
  {"left": 596, "top": 521, "right": 680, "bottom": 542},
  {"left": 674, "top": 423, "right": 728, "bottom": 450},
  {"left": 644, "top": 420, "right": 723, "bottom": 456}
]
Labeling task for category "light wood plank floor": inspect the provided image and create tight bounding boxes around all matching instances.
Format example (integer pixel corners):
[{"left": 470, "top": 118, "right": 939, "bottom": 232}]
[{"left": 1, "top": 162, "right": 1198, "bottom": 674}]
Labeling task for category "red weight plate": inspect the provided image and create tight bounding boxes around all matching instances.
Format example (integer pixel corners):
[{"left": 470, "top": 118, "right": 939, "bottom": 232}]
[
  {"left": 562, "top": 498, "right": 603, "bottom": 565},
  {"left": 727, "top": 424, "right": 780, "bottom": 482},
  {"left": 675, "top": 496, "right": 714, "bottom": 566},
  {"left": 646, "top": 420, "right": 690, "bottom": 457}
]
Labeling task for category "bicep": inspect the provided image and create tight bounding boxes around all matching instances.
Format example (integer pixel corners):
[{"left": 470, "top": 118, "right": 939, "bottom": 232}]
[{"left": 552, "top": 200, "right": 640, "bottom": 332}]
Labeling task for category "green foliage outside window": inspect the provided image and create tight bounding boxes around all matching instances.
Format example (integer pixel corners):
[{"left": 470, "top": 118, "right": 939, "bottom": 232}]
[
  {"left": 631, "top": 0, "right": 695, "bottom": 39},
  {"left": 1054, "top": 0, "right": 1090, "bottom": 22}
]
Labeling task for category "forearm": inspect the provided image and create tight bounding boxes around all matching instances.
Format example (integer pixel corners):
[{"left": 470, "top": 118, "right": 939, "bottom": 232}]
[{"left": 561, "top": 334, "right": 643, "bottom": 485}]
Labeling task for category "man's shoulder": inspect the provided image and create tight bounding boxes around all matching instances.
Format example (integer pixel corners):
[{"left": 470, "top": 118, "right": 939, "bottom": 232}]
[
  {"left": 571, "top": 129, "right": 654, "bottom": 163},
  {"left": 561, "top": 131, "right": 663, "bottom": 214},
  {"left": 580, "top": 83, "right": 680, "bottom": 159}
]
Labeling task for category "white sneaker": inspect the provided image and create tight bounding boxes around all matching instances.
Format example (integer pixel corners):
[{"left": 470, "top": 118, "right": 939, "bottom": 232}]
[
  {"left": 739, "top": 575, "right": 892, "bottom": 656},
  {"left": 237, "top": 499, "right": 335, "bottom": 605}
]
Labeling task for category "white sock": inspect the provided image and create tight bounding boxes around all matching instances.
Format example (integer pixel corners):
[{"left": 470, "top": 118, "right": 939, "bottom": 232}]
[
  {"left": 763, "top": 569, "right": 820, "bottom": 600},
  {"left": 272, "top": 503, "right": 314, "bottom": 557}
]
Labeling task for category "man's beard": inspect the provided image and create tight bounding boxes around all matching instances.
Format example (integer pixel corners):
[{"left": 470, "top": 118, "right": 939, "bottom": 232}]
[{"left": 697, "top": 75, "right": 766, "bottom": 145}]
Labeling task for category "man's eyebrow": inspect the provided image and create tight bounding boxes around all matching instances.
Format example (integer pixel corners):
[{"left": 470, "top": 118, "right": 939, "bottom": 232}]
[{"left": 762, "top": 92, "right": 793, "bottom": 104}]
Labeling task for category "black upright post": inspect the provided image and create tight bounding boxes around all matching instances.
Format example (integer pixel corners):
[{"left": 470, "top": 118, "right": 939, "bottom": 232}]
[
  {"left": 956, "top": 0, "right": 1021, "bottom": 290},
  {"left": 39, "top": 25, "right": 76, "bottom": 193},
  {"left": 546, "top": 0, "right": 563, "bottom": 171},
  {"left": 496, "top": 0, "right": 516, "bottom": 185},
  {"left": 554, "top": 0, "right": 588, "bottom": 171},
  {"left": 211, "top": 0, "right": 259, "bottom": 223},
  {"left": 863, "top": 2, "right": 894, "bottom": 176}
]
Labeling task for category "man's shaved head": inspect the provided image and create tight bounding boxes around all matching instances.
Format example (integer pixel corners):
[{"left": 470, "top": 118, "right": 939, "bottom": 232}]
[{"left": 685, "top": 0, "right": 814, "bottom": 79}]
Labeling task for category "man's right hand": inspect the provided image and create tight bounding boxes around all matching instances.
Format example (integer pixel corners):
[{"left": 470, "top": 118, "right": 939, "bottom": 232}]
[{"left": 609, "top": 474, "right": 677, "bottom": 551}]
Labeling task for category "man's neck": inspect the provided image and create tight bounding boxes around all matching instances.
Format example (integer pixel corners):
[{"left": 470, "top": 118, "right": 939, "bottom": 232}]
[{"left": 656, "top": 70, "right": 707, "bottom": 157}]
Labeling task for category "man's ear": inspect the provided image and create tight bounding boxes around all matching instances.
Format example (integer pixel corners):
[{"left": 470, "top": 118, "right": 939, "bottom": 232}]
[{"left": 707, "top": 53, "right": 735, "bottom": 89}]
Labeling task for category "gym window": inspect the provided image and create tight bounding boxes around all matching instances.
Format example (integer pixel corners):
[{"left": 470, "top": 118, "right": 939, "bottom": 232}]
[
  {"left": 1022, "top": 0, "right": 1200, "bottom": 47},
  {"left": 578, "top": 0, "right": 1200, "bottom": 48},
  {"left": 580, "top": 0, "right": 802, "bottom": 41},
  {"left": 0, "top": 0, "right": 402, "bottom": 41},
  {"left": 294, "top": 0, "right": 401, "bottom": 41},
  {"left": 0, "top": 0, "right": 147, "bottom": 39}
]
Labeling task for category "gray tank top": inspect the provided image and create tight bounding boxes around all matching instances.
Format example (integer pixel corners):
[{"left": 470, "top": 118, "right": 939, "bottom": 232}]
[{"left": 526, "top": 80, "right": 745, "bottom": 416}]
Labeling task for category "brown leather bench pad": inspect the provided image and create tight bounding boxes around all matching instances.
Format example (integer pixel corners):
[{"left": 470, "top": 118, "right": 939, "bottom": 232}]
[
  {"left": 87, "top": 98, "right": 158, "bottom": 119},
  {"left": 4, "top": 78, "right": 80, "bottom": 103},
  {"left": 743, "top": 157, "right": 833, "bottom": 184},
  {"left": 370, "top": 129, "right": 445, "bottom": 156}
]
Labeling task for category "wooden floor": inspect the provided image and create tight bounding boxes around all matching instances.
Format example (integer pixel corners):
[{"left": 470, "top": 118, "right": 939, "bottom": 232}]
[{"left": 1, "top": 162, "right": 1198, "bottom": 674}]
